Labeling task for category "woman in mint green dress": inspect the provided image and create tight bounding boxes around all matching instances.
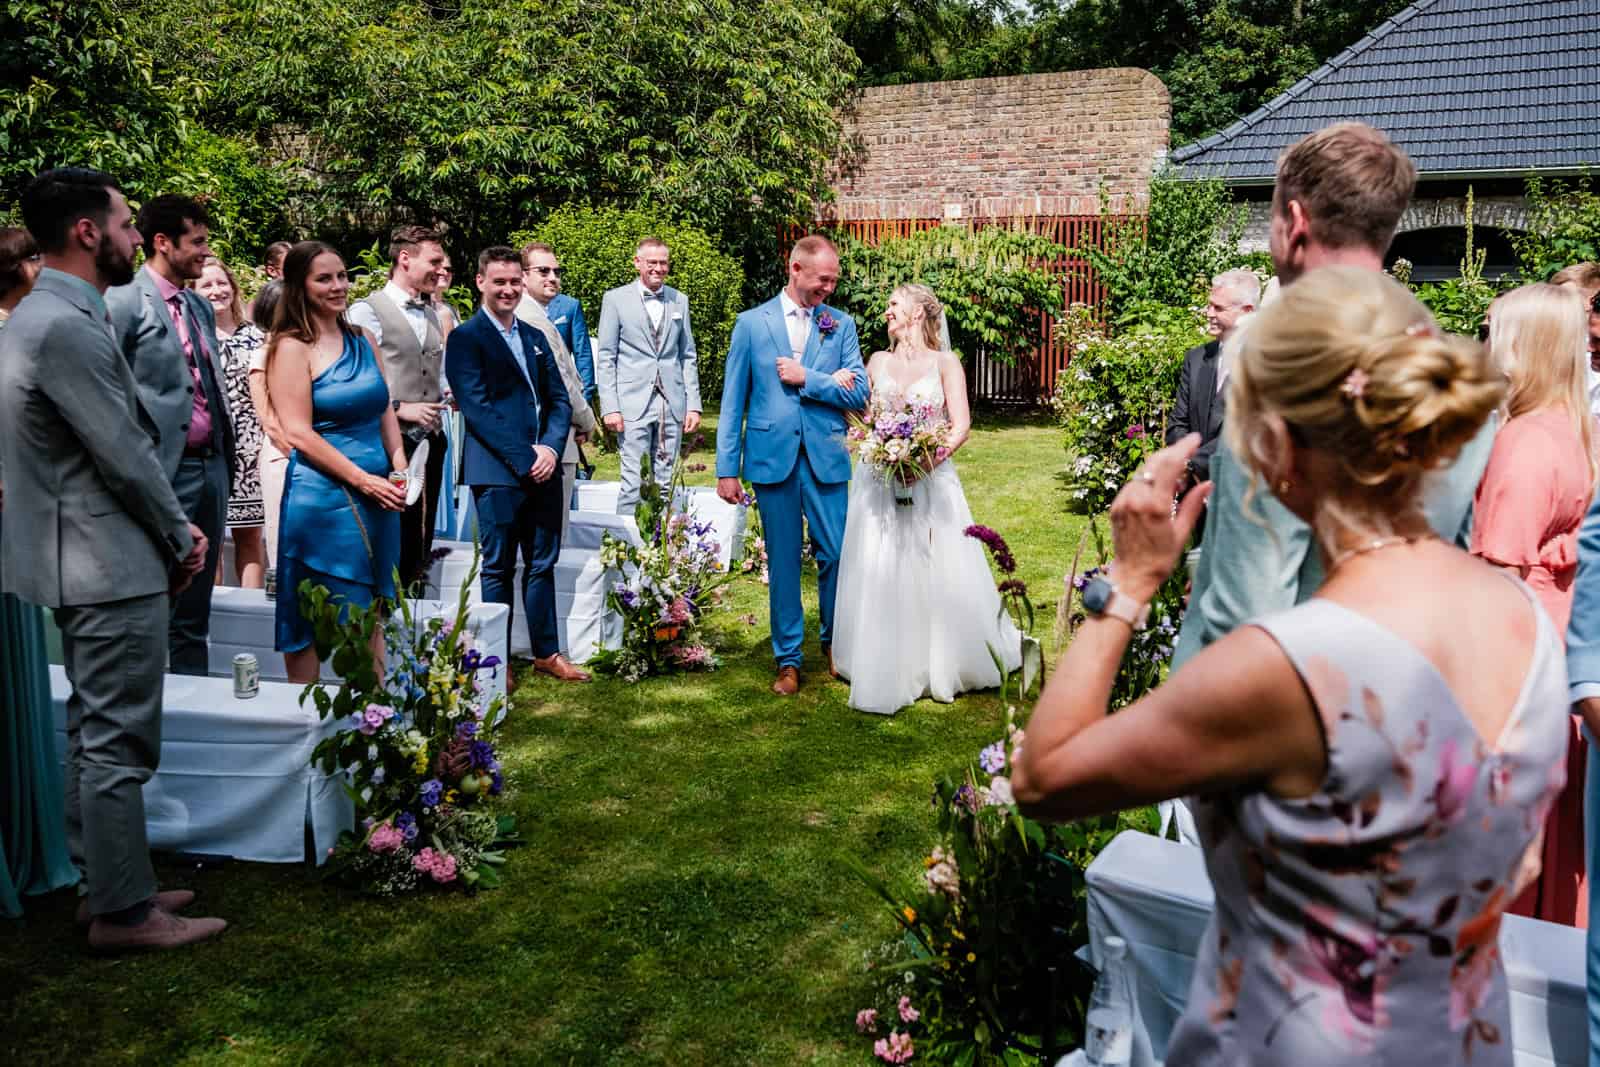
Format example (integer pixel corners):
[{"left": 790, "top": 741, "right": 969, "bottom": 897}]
[{"left": 0, "top": 226, "right": 79, "bottom": 917}]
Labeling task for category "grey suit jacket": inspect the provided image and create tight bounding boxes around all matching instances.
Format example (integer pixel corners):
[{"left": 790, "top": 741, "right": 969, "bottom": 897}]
[
  {"left": 0, "top": 269, "right": 194, "bottom": 607},
  {"left": 106, "top": 267, "right": 236, "bottom": 484},
  {"left": 596, "top": 283, "right": 700, "bottom": 421}
]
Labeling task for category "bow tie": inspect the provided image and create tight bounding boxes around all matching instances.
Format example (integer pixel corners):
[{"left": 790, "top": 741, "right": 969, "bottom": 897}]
[
  {"left": 641, "top": 289, "right": 664, "bottom": 301},
  {"left": 405, "top": 298, "right": 431, "bottom": 311}
]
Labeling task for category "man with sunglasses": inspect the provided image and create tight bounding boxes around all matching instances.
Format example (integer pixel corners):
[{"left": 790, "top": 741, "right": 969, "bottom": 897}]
[
  {"left": 520, "top": 241, "right": 595, "bottom": 403},
  {"left": 516, "top": 242, "right": 597, "bottom": 532}
]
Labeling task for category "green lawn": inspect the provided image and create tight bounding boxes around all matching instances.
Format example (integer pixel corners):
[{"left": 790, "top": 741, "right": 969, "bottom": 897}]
[{"left": 1, "top": 412, "right": 1094, "bottom": 1065}]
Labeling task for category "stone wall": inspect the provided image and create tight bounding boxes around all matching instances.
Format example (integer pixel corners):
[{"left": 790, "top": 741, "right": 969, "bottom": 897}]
[
  {"left": 823, "top": 69, "right": 1170, "bottom": 222},
  {"left": 1235, "top": 194, "right": 1531, "bottom": 252}
]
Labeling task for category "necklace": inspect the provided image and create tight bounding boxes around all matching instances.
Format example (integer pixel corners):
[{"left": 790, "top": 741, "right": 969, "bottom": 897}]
[{"left": 1328, "top": 534, "right": 1418, "bottom": 572}]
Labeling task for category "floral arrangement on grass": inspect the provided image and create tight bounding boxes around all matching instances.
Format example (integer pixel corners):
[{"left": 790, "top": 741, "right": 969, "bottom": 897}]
[
  {"left": 591, "top": 464, "right": 739, "bottom": 680},
  {"left": 849, "top": 523, "right": 1163, "bottom": 1063},
  {"left": 849, "top": 390, "right": 952, "bottom": 505},
  {"left": 298, "top": 553, "right": 516, "bottom": 896}
]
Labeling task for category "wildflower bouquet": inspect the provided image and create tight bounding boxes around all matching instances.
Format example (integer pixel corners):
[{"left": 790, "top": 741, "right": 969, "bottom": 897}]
[
  {"left": 591, "top": 465, "right": 739, "bottom": 680},
  {"left": 298, "top": 552, "right": 516, "bottom": 896},
  {"left": 848, "top": 390, "right": 952, "bottom": 505}
]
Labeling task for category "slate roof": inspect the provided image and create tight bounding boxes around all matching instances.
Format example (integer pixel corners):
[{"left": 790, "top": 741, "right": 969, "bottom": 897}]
[{"left": 1171, "top": 0, "right": 1600, "bottom": 184}]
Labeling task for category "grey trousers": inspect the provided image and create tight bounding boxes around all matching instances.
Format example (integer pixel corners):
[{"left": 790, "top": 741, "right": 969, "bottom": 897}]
[
  {"left": 617, "top": 390, "right": 681, "bottom": 514},
  {"left": 561, "top": 460, "right": 577, "bottom": 540},
  {"left": 57, "top": 592, "right": 168, "bottom": 916},
  {"left": 170, "top": 453, "right": 227, "bottom": 675}
]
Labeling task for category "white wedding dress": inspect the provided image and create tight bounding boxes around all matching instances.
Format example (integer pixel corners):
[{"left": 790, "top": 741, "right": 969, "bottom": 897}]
[{"left": 832, "top": 369, "right": 1022, "bottom": 715}]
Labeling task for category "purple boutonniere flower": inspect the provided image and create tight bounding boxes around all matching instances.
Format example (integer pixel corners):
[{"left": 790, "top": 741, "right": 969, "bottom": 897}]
[{"left": 815, "top": 310, "right": 837, "bottom": 336}]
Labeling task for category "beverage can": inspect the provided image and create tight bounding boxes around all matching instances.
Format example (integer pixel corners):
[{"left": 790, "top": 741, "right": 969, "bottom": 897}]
[{"left": 232, "top": 653, "right": 260, "bottom": 699}]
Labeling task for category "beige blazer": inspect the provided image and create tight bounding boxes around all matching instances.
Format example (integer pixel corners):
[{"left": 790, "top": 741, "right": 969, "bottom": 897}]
[{"left": 516, "top": 300, "right": 596, "bottom": 463}]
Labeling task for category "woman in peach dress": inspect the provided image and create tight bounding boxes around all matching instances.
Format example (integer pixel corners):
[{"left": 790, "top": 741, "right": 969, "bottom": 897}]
[{"left": 1472, "top": 282, "right": 1596, "bottom": 927}]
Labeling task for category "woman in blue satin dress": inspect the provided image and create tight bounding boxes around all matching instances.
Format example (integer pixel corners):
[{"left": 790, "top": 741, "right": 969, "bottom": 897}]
[{"left": 265, "top": 242, "right": 406, "bottom": 684}]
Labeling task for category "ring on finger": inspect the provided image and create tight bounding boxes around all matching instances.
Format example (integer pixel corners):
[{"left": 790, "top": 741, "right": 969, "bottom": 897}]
[{"left": 1137, "top": 470, "right": 1157, "bottom": 486}]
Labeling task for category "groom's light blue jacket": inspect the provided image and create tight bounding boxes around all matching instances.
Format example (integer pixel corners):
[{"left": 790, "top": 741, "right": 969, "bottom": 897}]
[{"left": 716, "top": 296, "right": 870, "bottom": 485}]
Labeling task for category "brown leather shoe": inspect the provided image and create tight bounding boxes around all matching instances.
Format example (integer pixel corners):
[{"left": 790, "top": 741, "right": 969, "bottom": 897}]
[
  {"left": 824, "top": 644, "right": 842, "bottom": 681},
  {"left": 88, "top": 905, "right": 227, "bottom": 953},
  {"left": 77, "top": 889, "right": 195, "bottom": 929},
  {"left": 772, "top": 665, "right": 800, "bottom": 696},
  {"left": 533, "top": 653, "right": 591, "bottom": 682}
]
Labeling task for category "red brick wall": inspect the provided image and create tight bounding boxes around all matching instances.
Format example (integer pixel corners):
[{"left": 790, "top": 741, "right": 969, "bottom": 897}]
[{"left": 822, "top": 69, "right": 1170, "bottom": 222}]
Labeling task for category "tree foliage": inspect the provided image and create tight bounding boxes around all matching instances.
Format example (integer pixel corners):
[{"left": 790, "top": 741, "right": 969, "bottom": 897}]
[
  {"left": 828, "top": 224, "right": 1066, "bottom": 366},
  {"left": 1512, "top": 175, "right": 1600, "bottom": 283}
]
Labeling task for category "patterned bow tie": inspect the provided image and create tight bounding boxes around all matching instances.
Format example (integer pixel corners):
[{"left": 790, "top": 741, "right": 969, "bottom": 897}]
[{"left": 641, "top": 289, "right": 664, "bottom": 301}]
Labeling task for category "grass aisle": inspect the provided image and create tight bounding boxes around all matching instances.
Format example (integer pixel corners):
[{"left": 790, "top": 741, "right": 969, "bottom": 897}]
[{"left": 1, "top": 411, "right": 1091, "bottom": 1065}]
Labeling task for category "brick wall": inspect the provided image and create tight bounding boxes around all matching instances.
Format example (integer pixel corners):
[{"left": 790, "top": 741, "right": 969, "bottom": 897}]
[{"left": 823, "top": 69, "right": 1170, "bottom": 222}]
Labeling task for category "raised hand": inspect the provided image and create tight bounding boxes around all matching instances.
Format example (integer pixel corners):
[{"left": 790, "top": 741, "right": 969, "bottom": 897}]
[{"left": 1107, "top": 433, "right": 1212, "bottom": 602}]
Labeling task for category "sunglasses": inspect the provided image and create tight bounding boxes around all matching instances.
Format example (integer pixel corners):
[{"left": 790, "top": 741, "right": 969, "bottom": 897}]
[{"left": 524, "top": 265, "right": 563, "bottom": 277}]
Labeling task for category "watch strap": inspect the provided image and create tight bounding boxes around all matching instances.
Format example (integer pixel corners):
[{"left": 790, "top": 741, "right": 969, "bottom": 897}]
[{"left": 1103, "top": 587, "right": 1150, "bottom": 631}]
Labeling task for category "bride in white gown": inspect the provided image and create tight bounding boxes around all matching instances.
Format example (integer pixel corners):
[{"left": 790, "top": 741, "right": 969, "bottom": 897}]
[{"left": 832, "top": 283, "right": 1022, "bottom": 715}]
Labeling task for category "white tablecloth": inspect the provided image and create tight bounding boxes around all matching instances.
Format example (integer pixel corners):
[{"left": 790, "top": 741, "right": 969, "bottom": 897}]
[
  {"left": 206, "top": 588, "right": 509, "bottom": 709},
  {"left": 574, "top": 480, "right": 748, "bottom": 569},
  {"left": 426, "top": 541, "right": 620, "bottom": 663},
  {"left": 50, "top": 667, "right": 350, "bottom": 864},
  {"left": 1084, "top": 830, "right": 1588, "bottom": 1066}
]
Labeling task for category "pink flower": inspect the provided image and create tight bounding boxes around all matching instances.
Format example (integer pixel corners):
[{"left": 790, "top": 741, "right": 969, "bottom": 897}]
[
  {"left": 367, "top": 822, "right": 405, "bottom": 854},
  {"left": 359, "top": 702, "right": 395, "bottom": 736},
  {"left": 1432, "top": 738, "right": 1477, "bottom": 826},
  {"left": 668, "top": 597, "right": 693, "bottom": 624},
  {"left": 873, "top": 1031, "right": 914, "bottom": 1063},
  {"left": 855, "top": 1008, "right": 878, "bottom": 1033},
  {"left": 897, "top": 995, "right": 919, "bottom": 1023},
  {"left": 413, "top": 847, "right": 441, "bottom": 872},
  {"left": 411, "top": 846, "right": 460, "bottom": 883}
]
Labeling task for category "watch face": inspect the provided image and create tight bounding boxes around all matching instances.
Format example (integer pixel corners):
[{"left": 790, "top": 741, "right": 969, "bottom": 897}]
[{"left": 1082, "top": 576, "right": 1112, "bottom": 615}]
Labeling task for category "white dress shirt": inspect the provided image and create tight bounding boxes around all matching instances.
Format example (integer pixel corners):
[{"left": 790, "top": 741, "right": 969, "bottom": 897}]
[
  {"left": 638, "top": 280, "right": 666, "bottom": 333},
  {"left": 778, "top": 289, "right": 811, "bottom": 359},
  {"left": 347, "top": 280, "right": 432, "bottom": 348}
]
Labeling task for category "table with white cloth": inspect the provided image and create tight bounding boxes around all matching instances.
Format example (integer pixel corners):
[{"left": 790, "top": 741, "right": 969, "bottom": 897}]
[
  {"left": 574, "top": 480, "right": 749, "bottom": 570},
  {"left": 1084, "top": 830, "right": 1588, "bottom": 1067},
  {"left": 425, "top": 539, "right": 621, "bottom": 663},
  {"left": 49, "top": 667, "right": 350, "bottom": 864}
]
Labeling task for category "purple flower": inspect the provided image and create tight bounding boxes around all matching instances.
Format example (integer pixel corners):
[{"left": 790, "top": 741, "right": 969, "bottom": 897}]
[
  {"left": 420, "top": 778, "right": 443, "bottom": 807},
  {"left": 816, "top": 310, "right": 837, "bottom": 335},
  {"left": 617, "top": 586, "right": 640, "bottom": 610},
  {"left": 395, "top": 811, "right": 419, "bottom": 843},
  {"left": 953, "top": 784, "right": 978, "bottom": 813},
  {"left": 998, "top": 578, "right": 1028, "bottom": 597},
  {"left": 1125, "top": 424, "right": 1147, "bottom": 439},
  {"left": 979, "top": 742, "right": 1006, "bottom": 774},
  {"left": 964, "top": 524, "right": 1017, "bottom": 574},
  {"left": 489, "top": 770, "right": 504, "bottom": 796},
  {"left": 469, "top": 740, "right": 496, "bottom": 769},
  {"left": 456, "top": 721, "right": 479, "bottom": 741}
]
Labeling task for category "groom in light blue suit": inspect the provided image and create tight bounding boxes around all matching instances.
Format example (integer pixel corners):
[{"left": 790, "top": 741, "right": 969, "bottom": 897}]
[
  {"left": 1563, "top": 487, "right": 1600, "bottom": 1067},
  {"left": 716, "top": 235, "right": 870, "bottom": 695}
]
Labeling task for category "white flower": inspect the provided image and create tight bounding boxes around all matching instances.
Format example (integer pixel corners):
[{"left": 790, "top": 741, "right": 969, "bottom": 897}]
[
  {"left": 987, "top": 776, "right": 1015, "bottom": 807},
  {"left": 367, "top": 743, "right": 379, "bottom": 760}
]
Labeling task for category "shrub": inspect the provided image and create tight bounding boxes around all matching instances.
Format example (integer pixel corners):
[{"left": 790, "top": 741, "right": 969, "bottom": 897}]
[
  {"left": 1513, "top": 174, "right": 1600, "bottom": 283},
  {"left": 828, "top": 223, "right": 1066, "bottom": 365},
  {"left": 1052, "top": 302, "right": 1205, "bottom": 514},
  {"left": 511, "top": 206, "right": 744, "bottom": 405}
]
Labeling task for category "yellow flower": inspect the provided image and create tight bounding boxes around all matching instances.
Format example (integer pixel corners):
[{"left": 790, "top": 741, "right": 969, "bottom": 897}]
[
  {"left": 445, "top": 789, "right": 459, "bottom": 803},
  {"left": 902, "top": 906, "right": 917, "bottom": 924},
  {"left": 951, "top": 928, "right": 965, "bottom": 940},
  {"left": 966, "top": 952, "right": 976, "bottom": 962},
  {"left": 923, "top": 856, "right": 937, "bottom": 868}
]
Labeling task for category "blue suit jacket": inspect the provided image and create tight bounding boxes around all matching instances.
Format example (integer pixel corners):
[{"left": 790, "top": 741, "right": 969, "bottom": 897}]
[
  {"left": 715, "top": 296, "right": 869, "bottom": 486},
  {"left": 546, "top": 293, "right": 595, "bottom": 402},
  {"left": 1567, "top": 489, "right": 1600, "bottom": 699},
  {"left": 445, "top": 309, "right": 571, "bottom": 493}
]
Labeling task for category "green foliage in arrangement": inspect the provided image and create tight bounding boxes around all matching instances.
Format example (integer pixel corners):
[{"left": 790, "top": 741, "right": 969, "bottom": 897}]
[
  {"left": 120, "top": 0, "right": 857, "bottom": 261},
  {"left": 829, "top": 224, "right": 1066, "bottom": 365},
  {"left": 1405, "top": 191, "right": 1501, "bottom": 339},
  {"left": 512, "top": 206, "right": 745, "bottom": 402},
  {"left": 1512, "top": 174, "right": 1600, "bottom": 284},
  {"left": 1052, "top": 302, "right": 1205, "bottom": 514},
  {"left": 1078, "top": 171, "right": 1252, "bottom": 318}
]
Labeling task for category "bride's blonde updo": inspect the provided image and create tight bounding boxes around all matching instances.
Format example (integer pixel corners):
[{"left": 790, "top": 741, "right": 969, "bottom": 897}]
[
  {"left": 1226, "top": 266, "right": 1504, "bottom": 538},
  {"left": 892, "top": 283, "right": 944, "bottom": 352}
]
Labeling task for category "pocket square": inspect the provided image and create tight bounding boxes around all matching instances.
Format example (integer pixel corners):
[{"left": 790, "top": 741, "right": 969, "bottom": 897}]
[
  {"left": 553, "top": 316, "right": 568, "bottom": 324},
  {"left": 671, "top": 311, "right": 683, "bottom": 320}
]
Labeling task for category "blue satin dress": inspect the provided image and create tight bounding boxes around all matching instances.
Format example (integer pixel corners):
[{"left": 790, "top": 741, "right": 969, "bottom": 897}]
[{"left": 275, "top": 332, "right": 400, "bottom": 652}]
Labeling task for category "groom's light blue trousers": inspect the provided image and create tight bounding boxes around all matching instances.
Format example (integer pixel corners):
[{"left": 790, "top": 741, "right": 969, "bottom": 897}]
[{"left": 754, "top": 456, "right": 848, "bottom": 669}]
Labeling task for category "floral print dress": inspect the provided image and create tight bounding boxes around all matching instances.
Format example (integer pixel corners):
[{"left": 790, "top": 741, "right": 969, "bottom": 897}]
[
  {"left": 219, "top": 323, "right": 266, "bottom": 528},
  {"left": 1165, "top": 587, "right": 1569, "bottom": 1066}
]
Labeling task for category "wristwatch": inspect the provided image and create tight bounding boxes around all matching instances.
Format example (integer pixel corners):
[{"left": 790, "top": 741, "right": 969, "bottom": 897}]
[
  {"left": 1080, "top": 575, "right": 1150, "bottom": 631},
  {"left": 392, "top": 399, "right": 403, "bottom": 413}
]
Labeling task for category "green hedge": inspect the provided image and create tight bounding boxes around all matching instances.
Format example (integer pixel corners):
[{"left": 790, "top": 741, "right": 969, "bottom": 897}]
[{"left": 510, "top": 206, "right": 744, "bottom": 406}]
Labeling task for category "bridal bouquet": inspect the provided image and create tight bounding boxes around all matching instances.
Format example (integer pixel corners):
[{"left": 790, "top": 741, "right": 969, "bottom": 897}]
[
  {"left": 847, "top": 393, "right": 951, "bottom": 506},
  {"left": 299, "top": 551, "right": 517, "bottom": 896}
]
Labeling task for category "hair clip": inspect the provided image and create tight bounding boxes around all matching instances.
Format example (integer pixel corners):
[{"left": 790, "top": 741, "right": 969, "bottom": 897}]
[{"left": 1341, "top": 368, "right": 1370, "bottom": 400}]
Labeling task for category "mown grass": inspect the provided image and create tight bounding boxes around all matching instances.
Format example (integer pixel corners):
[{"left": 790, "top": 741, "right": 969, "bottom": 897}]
[{"left": 1, "top": 410, "right": 1092, "bottom": 1065}]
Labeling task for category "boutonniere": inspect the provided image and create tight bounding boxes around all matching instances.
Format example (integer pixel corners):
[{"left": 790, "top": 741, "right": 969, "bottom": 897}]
[{"left": 815, "top": 310, "right": 838, "bottom": 336}]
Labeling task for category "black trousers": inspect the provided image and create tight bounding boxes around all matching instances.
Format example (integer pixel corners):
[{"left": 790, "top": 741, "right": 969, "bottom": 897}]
[{"left": 398, "top": 430, "right": 447, "bottom": 596}]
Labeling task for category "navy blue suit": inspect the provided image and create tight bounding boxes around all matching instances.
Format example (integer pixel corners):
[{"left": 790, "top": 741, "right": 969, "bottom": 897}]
[{"left": 445, "top": 308, "right": 572, "bottom": 658}]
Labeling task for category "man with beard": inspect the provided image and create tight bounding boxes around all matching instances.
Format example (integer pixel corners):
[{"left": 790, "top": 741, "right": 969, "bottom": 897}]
[
  {"left": 107, "top": 195, "right": 235, "bottom": 675},
  {"left": 0, "top": 168, "right": 225, "bottom": 950}
]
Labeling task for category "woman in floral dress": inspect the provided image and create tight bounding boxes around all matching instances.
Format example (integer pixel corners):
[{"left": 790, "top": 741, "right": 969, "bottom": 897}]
[
  {"left": 1014, "top": 268, "right": 1569, "bottom": 1065},
  {"left": 195, "top": 257, "right": 266, "bottom": 586}
]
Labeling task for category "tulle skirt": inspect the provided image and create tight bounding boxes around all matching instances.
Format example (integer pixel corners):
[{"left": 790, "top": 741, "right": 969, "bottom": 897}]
[{"left": 833, "top": 460, "right": 1022, "bottom": 715}]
